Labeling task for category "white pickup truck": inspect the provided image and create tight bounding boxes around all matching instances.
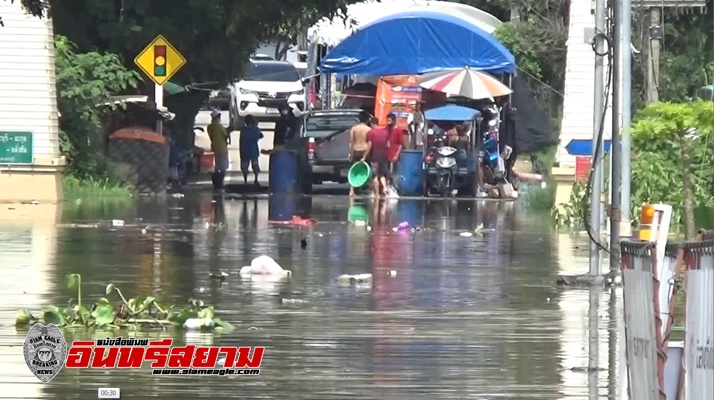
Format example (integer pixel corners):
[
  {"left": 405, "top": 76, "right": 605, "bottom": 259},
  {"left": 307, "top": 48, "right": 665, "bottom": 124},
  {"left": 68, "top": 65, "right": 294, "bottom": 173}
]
[{"left": 229, "top": 60, "right": 306, "bottom": 129}]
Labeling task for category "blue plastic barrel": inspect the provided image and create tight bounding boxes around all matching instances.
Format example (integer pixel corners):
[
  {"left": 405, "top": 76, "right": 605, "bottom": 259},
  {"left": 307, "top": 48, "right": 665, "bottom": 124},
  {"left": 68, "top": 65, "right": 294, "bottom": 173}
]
[
  {"left": 269, "top": 150, "right": 299, "bottom": 194},
  {"left": 395, "top": 150, "right": 423, "bottom": 196},
  {"left": 269, "top": 195, "right": 297, "bottom": 222}
]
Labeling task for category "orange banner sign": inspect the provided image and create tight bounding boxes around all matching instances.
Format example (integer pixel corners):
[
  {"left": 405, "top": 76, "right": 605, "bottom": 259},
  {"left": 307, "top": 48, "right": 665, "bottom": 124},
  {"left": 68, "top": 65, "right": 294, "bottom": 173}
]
[{"left": 374, "top": 75, "right": 423, "bottom": 129}]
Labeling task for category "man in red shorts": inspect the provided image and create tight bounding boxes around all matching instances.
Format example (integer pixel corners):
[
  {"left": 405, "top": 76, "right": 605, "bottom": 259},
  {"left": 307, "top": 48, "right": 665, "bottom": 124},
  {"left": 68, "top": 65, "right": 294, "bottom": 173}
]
[{"left": 362, "top": 121, "right": 390, "bottom": 197}]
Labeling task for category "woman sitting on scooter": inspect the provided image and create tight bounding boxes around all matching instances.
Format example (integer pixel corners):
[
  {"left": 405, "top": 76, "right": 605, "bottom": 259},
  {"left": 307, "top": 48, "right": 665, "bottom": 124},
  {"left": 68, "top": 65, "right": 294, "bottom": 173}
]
[{"left": 446, "top": 122, "right": 471, "bottom": 167}]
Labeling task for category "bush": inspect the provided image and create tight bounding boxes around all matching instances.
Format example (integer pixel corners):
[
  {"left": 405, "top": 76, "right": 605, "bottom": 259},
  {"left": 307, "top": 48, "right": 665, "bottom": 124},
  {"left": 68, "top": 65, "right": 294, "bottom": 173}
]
[{"left": 54, "top": 35, "right": 142, "bottom": 184}]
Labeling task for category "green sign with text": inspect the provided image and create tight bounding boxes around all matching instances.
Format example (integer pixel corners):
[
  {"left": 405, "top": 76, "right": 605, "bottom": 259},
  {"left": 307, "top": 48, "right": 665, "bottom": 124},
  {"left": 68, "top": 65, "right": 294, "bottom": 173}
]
[{"left": 0, "top": 131, "right": 33, "bottom": 165}]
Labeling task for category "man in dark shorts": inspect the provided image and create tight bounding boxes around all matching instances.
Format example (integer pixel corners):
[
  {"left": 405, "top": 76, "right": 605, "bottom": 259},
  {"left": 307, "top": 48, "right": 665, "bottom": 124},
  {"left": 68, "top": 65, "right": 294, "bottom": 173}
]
[
  {"left": 363, "top": 122, "right": 390, "bottom": 197},
  {"left": 348, "top": 111, "right": 372, "bottom": 196},
  {"left": 385, "top": 112, "right": 405, "bottom": 183}
]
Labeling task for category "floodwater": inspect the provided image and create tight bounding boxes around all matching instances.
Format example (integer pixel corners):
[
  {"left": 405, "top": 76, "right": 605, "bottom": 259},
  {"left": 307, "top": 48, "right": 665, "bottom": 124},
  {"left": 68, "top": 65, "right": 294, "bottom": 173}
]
[{"left": 0, "top": 194, "right": 623, "bottom": 399}]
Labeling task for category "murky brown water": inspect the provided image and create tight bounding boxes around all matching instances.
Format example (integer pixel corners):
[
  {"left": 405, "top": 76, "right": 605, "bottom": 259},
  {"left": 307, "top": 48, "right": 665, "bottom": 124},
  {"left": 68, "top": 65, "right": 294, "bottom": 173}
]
[{"left": 0, "top": 194, "right": 622, "bottom": 399}]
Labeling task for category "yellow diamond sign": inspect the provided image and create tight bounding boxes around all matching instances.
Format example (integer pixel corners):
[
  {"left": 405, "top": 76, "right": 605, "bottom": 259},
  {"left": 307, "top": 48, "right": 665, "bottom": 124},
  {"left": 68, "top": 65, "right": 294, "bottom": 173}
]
[{"left": 134, "top": 35, "right": 186, "bottom": 86}]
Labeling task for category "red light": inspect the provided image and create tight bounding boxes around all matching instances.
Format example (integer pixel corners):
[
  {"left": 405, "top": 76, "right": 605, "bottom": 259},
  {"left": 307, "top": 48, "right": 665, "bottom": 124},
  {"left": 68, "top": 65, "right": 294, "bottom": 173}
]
[
  {"left": 154, "top": 45, "right": 166, "bottom": 56},
  {"left": 307, "top": 142, "right": 315, "bottom": 151}
]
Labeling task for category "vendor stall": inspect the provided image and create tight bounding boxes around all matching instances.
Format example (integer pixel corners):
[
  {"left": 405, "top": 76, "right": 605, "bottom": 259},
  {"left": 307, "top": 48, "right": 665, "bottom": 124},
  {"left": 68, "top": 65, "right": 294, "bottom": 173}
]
[{"left": 318, "top": 11, "right": 515, "bottom": 77}]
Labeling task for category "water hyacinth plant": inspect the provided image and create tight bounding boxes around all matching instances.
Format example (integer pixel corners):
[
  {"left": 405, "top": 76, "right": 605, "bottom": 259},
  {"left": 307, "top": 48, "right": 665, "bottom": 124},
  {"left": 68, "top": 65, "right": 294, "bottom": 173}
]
[{"left": 16, "top": 274, "right": 233, "bottom": 332}]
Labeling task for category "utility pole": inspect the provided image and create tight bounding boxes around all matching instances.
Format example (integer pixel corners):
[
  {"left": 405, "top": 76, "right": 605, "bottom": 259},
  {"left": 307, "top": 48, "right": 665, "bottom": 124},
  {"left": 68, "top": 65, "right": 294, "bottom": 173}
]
[
  {"left": 609, "top": 0, "right": 623, "bottom": 277},
  {"left": 646, "top": 8, "right": 662, "bottom": 103},
  {"left": 620, "top": 0, "right": 633, "bottom": 236},
  {"left": 590, "top": 0, "right": 606, "bottom": 277}
]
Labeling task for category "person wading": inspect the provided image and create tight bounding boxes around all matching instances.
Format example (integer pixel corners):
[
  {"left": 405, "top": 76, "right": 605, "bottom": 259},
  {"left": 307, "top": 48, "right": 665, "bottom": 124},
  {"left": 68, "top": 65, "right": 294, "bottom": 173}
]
[
  {"left": 348, "top": 111, "right": 372, "bottom": 196},
  {"left": 207, "top": 110, "right": 230, "bottom": 191},
  {"left": 385, "top": 112, "right": 405, "bottom": 185},
  {"left": 239, "top": 115, "right": 264, "bottom": 187},
  {"left": 363, "top": 121, "right": 390, "bottom": 197}
]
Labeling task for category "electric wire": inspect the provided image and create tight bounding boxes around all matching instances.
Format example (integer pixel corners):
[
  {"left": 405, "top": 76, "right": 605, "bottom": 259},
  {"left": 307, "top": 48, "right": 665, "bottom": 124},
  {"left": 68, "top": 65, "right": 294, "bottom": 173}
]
[{"left": 583, "top": 28, "right": 614, "bottom": 254}]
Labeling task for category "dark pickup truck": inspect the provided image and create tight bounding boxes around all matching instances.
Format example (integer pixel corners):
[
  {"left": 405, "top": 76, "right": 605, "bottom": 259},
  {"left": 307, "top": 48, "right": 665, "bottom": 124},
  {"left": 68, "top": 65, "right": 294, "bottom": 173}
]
[{"left": 288, "top": 109, "right": 363, "bottom": 193}]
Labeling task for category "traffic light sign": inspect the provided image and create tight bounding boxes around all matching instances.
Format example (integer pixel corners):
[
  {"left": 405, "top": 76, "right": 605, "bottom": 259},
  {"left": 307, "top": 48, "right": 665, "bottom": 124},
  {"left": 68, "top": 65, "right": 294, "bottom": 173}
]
[
  {"left": 154, "top": 45, "right": 167, "bottom": 76},
  {"left": 134, "top": 35, "right": 186, "bottom": 86}
]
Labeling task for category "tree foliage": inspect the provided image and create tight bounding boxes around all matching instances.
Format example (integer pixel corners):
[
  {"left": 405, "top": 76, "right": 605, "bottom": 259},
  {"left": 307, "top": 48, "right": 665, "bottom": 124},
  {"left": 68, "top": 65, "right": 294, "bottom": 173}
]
[
  {"left": 265, "top": 0, "right": 357, "bottom": 60},
  {"left": 460, "top": 0, "right": 568, "bottom": 122},
  {"left": 0, "top": 0, "right": 47, "bottom": 26},
  {"left": 630, "top": 101, "right": 713, "bottom": 238},
  {"left": 54, "top": 35, "right": 142, "bottom": 179},
  {"left": 631, "top": 8, "right": 713, "bottom": 106},
  {"left": 47, "top": 0, "right": 366, "bottom": 149}
]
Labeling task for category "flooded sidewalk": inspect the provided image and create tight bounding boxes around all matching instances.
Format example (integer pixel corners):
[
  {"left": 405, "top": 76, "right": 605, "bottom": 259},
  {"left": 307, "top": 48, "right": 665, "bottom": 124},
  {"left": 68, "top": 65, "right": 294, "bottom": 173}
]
[{"left": 0, "top": 194, "right": 622, "bottom": 399}]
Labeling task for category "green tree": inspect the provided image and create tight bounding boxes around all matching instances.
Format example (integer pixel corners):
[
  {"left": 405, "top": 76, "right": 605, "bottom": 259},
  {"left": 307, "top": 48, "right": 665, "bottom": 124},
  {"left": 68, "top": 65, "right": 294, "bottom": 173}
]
[
  {"left": 48, "top": 0, "right": 366, "bottom": 151},
  {"left": 266, "top": 1, "right": 357, "bottom": 60},
  {"left": 493, "top": 21, "right": 542, "bottom": 82},
  {"left": 458, "top": 0, "right": 568, "bottom": 124},
  {"left": 54, "top": 35, "right": 142, "bottom": 180},
  {"left": 631, "top": 8, "right": 713, "bottom": 106},
  {"left": 0, "top": 0, "right": 47, "bottom": 26},
  {"left": 629, "top": 101, "right": 713, "bottom": 238}
]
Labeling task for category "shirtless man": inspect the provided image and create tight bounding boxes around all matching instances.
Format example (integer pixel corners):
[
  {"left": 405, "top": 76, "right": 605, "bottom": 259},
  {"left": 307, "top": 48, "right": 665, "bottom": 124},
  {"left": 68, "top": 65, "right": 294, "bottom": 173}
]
[{"left": 348, "top": 111, "right": 372, "bottom": 196}]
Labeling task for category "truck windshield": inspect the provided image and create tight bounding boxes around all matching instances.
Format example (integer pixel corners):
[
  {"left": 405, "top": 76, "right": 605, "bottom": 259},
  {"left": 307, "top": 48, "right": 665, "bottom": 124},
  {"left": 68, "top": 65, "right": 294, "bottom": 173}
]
[
  {"left": 304, "top": 115, "right": 360, "bottom": 138},
  {"left": 244, "top": 63, "right": 300, "bottom": 82}
]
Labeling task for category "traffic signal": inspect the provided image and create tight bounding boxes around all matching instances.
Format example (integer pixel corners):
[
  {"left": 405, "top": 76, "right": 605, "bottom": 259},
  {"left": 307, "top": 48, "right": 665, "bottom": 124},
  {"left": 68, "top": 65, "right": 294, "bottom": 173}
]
[{"left": 154, "top": 45, "right": 167, "bottom": 77}]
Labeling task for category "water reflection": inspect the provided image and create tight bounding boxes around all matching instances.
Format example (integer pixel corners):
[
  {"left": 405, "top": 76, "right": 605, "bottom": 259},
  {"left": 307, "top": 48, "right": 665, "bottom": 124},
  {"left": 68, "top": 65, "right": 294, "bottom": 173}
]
[
  {"left": 0, "top": 204, "right": 60, "bottom": 400},
  {"left": 0, "top": 195, "right": 623, "bottom": 399}
]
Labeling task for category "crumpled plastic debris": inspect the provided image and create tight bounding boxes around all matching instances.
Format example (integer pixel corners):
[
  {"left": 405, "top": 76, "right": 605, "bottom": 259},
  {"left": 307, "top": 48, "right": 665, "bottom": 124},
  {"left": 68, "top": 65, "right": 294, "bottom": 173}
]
[{"left": 239, "top": 255, "right": 292, "bottom": 276}]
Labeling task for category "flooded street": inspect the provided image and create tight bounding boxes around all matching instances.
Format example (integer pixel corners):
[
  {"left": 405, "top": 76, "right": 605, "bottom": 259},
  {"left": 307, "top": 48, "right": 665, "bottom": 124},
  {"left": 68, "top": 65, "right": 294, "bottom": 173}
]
[{"left": 0, "top": 194, "right": 622, "bottom": 399}]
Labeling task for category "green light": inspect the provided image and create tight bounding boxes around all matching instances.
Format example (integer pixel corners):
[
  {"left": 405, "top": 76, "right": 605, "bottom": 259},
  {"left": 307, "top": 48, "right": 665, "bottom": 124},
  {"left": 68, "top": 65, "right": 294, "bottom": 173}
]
[{"left": 154, "top": 66, "right": 166, "bottom": 76}]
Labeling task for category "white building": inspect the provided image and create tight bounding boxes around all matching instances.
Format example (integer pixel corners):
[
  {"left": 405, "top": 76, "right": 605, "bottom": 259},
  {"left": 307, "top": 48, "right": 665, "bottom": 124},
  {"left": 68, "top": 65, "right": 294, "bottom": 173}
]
[
  {"left": 558, "top": 0, "right": 612, "bottom": 168},
  {"left": 0, "top": 1, "right": 64, "bottom": 202}
]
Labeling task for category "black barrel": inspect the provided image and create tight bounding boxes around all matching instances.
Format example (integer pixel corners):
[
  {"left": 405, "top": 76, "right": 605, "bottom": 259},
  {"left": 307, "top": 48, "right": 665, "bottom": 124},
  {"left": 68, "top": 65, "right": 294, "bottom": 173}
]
[{"left": 269, "top": 150, "right": 299, "bottom": 194}]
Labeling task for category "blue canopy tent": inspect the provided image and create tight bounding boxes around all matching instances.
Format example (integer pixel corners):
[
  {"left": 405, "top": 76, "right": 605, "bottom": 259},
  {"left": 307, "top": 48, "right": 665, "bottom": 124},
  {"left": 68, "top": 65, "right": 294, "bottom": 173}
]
[
  {"left": 318, "top": 11, "right": 516, "bottom": 76},
  {"left": 424, "top": 105, "right": 482, "bottom": 121}
]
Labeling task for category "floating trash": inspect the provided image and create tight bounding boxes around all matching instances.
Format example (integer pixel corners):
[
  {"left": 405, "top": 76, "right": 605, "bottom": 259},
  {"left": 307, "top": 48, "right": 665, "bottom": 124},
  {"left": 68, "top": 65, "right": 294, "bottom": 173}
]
[
  {"left": 240, "top": 255, "right": 292, "bottom": 276},
  {"left": 336, "top": 273, "right": 373, "bottom": 286}
]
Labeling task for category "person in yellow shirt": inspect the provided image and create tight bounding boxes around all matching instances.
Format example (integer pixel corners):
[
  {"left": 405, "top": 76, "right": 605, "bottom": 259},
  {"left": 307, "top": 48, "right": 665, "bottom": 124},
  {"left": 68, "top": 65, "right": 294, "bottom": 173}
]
[{"left": 207, "top": 110, "right": 230, "bottom": 190}]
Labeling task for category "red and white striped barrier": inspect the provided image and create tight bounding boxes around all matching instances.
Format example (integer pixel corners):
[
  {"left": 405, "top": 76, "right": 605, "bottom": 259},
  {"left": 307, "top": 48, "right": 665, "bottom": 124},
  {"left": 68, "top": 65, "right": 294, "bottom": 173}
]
[
  {"left": 680, "top": 240, "right": 714, "bottom": 399},
  {"left": 620, "top": 240, "right": 667, "bottom": 400}
]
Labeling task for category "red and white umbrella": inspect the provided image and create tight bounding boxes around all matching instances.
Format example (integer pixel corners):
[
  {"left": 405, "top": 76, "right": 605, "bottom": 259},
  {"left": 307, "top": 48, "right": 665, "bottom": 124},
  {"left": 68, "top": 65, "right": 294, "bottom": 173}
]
[{"left": 418, "top": 67, "right": 513, "bottom": 100}]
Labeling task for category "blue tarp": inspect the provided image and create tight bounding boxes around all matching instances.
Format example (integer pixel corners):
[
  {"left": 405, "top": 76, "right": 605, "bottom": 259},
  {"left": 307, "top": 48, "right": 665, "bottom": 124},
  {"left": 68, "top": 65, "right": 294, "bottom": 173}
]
[
  {"left": 319, "top": 11, "right": 516, "bottom": 76},
  {"left": 424, "top": 105, "right": 481, "bottom": 121}
]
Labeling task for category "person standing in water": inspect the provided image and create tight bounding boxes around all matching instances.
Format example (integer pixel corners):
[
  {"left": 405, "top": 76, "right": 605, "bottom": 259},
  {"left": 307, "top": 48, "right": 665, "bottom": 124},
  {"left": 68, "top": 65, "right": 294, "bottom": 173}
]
[
  {"left": 207, "top": 110, "right": 230, "bottom": 191},
  {"left": 239, "top": 115, "right": 264, "bottom": 187},
  {"left": 385, "top": 112, "right": 405, "bottom": 183},
  {"left": 363, "top": 120, "right": 390, "bottom": 197},
  {"left": 348, "top": 111, "right": 372, "bottom": 196}
]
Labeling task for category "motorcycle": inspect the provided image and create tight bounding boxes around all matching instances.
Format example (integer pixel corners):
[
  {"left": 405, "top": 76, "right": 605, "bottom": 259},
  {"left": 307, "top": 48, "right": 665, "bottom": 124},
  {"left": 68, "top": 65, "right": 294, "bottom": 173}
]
[
  {"left": 424, "top": 128, "right": 459, "bottom": 197},
  {"left": 480, "top": 119, "right": 509, "bottom": 186}
]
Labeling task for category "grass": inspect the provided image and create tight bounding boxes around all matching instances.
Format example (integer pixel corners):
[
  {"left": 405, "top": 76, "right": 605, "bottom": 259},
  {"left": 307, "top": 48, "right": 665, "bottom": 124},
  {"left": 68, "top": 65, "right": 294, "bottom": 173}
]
[
  {"left": 520, "top": 146, "right": 557, "bottom": 211},
  {"left": 63, "top": 175, "right": 133, "bottom": 201},
  {"left": 61, "top": 176, "right": 134, "bottom": 221}
]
